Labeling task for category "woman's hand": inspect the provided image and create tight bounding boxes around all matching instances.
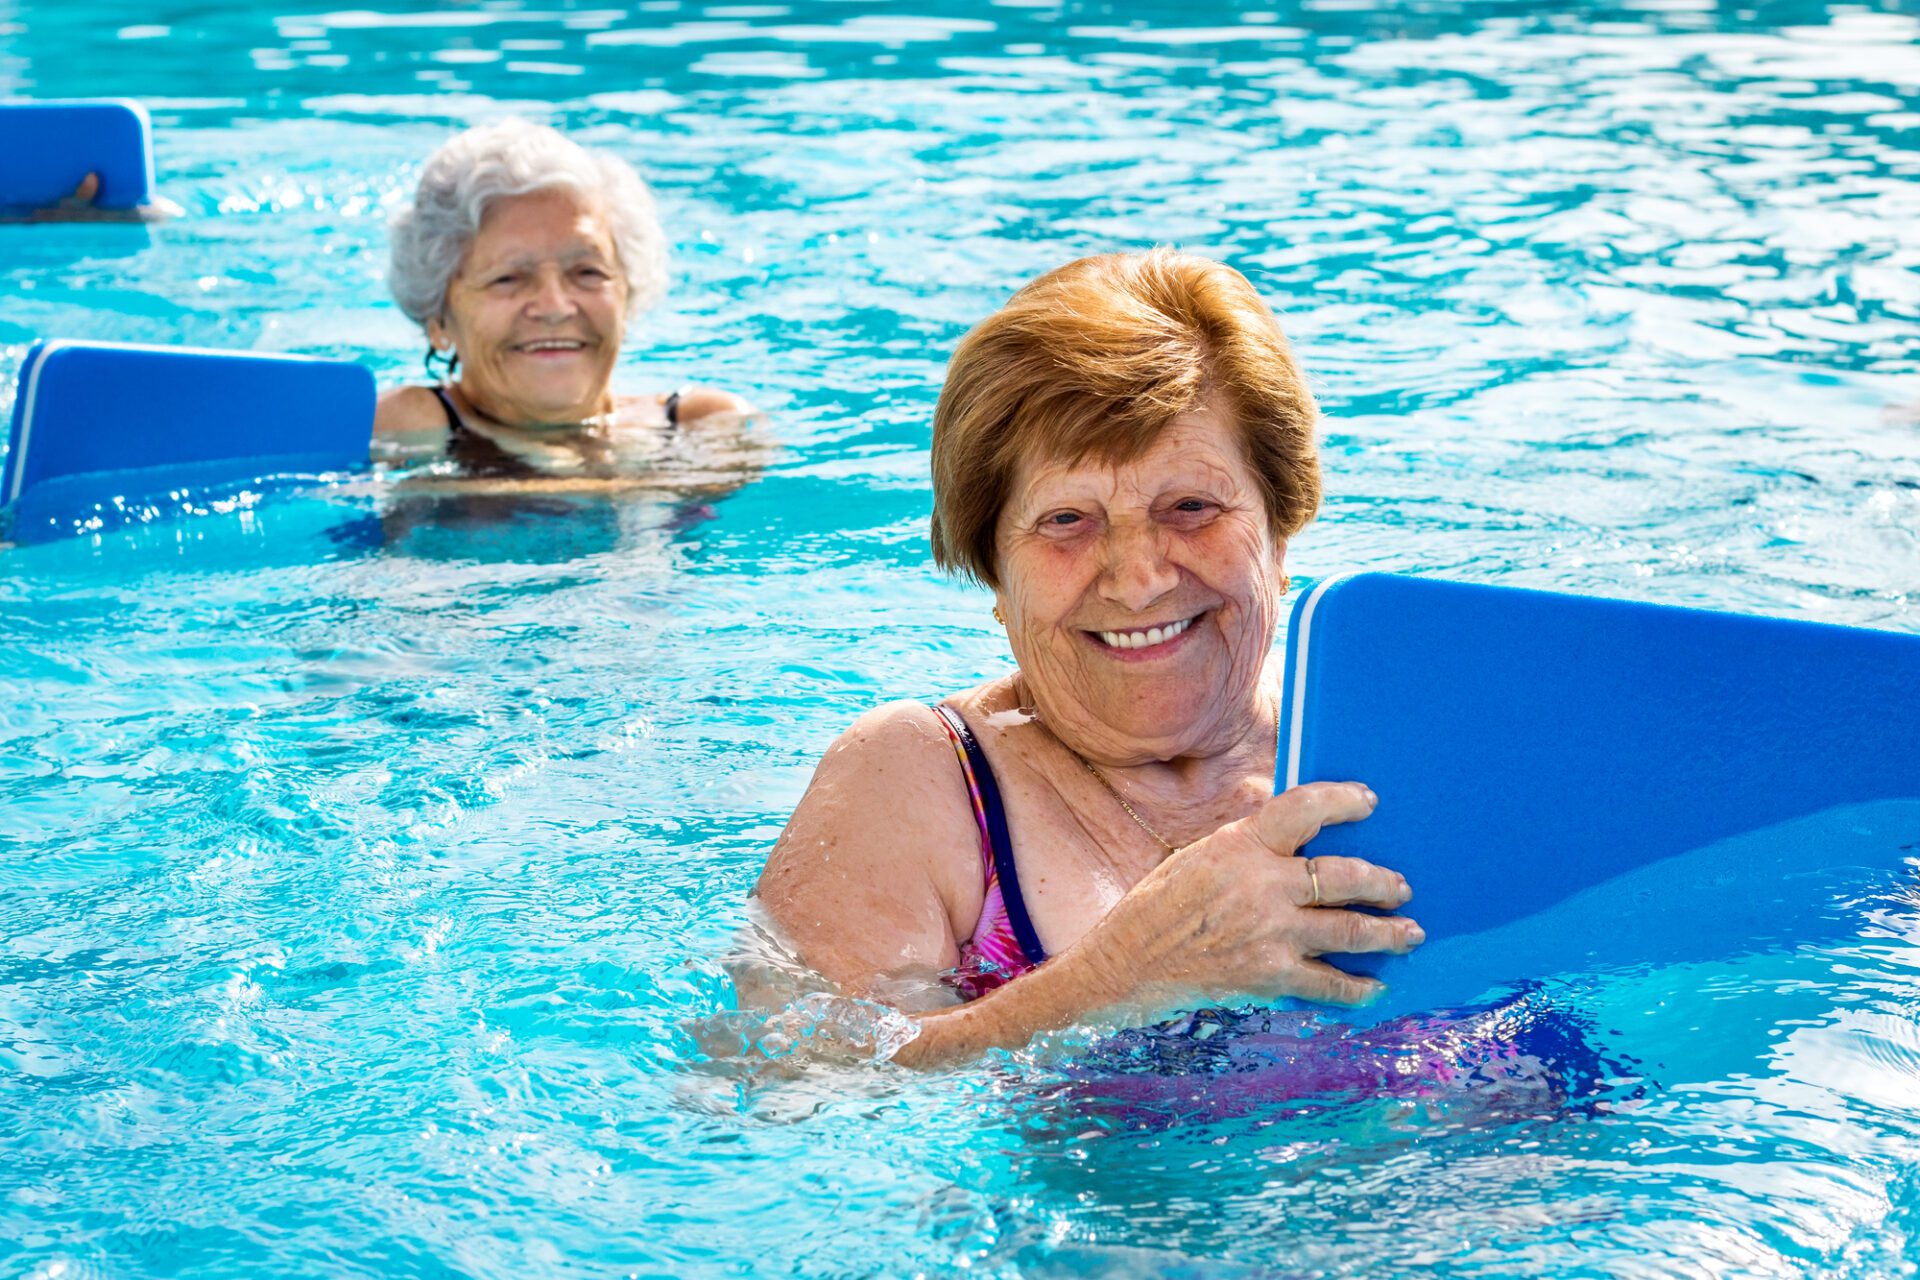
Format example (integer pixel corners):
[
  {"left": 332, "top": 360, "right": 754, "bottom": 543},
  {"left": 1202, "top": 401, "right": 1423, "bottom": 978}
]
[
  {"left": 895, "top": 780, "right": 1423, "bottom": 1067},
  {"left": 1081, "top": 781, "right": 1422, "bottom": 1009},
  {"left": 19, "top": 172, "right": 179, "bottom": 224}
]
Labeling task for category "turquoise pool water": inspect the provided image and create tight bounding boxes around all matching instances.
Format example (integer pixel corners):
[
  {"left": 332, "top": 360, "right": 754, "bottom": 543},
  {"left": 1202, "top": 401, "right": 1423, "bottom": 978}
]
[{"left": 4, "top": 1, "right": 1919, "bottom": 1275}]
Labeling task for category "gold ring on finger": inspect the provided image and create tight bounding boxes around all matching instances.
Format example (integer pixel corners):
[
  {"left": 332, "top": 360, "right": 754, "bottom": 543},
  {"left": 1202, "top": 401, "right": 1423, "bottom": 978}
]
[{"left": 1305, "top": 857, "right": 1322, "bottom": 908}]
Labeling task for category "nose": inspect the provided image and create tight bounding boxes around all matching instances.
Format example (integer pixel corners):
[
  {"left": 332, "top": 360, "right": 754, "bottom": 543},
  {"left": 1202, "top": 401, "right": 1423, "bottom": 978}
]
[
  {"left": 1098, "top": 518, "right": 1180, "bottom": 614},
  {"left": 526, "top": 267, "right": 576, "bottom": 322}
]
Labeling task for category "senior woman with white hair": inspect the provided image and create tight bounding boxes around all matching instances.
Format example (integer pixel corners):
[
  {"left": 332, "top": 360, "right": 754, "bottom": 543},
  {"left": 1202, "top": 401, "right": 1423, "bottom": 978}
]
[
  {"left": 755, "top": 249, "right": 1425, "bottom": 1067},
  {"left": 375, "top": 120, "right": 750, "bottom": 477}
]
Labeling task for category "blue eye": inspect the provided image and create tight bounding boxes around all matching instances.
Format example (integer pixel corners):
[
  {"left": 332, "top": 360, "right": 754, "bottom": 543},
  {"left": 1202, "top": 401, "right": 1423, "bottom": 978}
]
[{"left": 1047, "top": 512, "right": 1081, "bottom": 526}]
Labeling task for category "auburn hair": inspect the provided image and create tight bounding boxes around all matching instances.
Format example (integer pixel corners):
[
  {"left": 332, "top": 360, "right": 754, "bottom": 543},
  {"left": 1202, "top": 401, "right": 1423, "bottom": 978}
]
[{"left": 929, "top": 248, "right": 1322, "bottom": 587}]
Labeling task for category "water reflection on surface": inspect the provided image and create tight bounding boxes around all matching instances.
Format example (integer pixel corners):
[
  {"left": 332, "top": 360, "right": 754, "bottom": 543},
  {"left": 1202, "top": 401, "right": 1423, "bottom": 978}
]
[{"left": 2, "top": 1, "right": 1918, "bottom": 1276}]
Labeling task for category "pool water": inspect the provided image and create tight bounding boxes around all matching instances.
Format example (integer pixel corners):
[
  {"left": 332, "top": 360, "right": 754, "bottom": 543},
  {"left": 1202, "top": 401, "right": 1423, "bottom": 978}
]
[{"left": 3, "top": 1, "right": 1919, "bottom": 1275}]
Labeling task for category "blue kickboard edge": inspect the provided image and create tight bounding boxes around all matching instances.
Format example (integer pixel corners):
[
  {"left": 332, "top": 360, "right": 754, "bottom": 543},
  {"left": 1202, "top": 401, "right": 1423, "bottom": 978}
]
[
  {"left": 4, "top": 340, "right": 376, "bottom": 543},
  {"left": 0, "top": 99, "right": 155, "bottom": 211},
  {"left": 1277, "top": 572, "right": 1920, "bottom": 1002}
]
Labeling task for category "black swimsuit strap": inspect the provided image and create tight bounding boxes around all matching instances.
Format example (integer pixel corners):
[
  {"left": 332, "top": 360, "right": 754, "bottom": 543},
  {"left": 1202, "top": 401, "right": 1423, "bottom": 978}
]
[
  {"left": 430, "top": 383, "right": 462, "bottom": 432},
  {"left": 431, "top": 384, "right": 536, "bottom": 479},
  {"left": 933, "top": 703, "right": 1048, "bottom": 967}
]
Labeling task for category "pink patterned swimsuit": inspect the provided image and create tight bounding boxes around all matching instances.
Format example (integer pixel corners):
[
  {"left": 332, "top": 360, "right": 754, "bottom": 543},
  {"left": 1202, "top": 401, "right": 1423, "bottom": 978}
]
[
  {"left": 931, "top": 709, "right": 1611, "bottom": 1118},
  {"left": 932, "top": 704, "right": 1049, "bottom": 999}
]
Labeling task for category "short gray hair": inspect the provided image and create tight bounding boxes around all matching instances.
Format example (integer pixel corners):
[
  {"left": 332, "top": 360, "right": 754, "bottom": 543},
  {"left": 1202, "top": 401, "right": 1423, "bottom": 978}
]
[{"left": 387, "top": 119, "right": 669, "bottom": 329}]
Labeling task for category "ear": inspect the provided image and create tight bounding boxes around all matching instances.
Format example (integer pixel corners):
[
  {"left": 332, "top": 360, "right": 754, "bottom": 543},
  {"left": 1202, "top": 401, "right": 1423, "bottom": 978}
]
[{"left": 425, "top": 315, "right": 451, "bottom": 350}]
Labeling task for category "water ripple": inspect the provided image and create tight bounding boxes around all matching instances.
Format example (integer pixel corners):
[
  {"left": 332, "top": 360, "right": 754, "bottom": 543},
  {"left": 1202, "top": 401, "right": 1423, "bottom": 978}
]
[{"left": 3, "top": 1, "right": 1919, "bottom": 1276}]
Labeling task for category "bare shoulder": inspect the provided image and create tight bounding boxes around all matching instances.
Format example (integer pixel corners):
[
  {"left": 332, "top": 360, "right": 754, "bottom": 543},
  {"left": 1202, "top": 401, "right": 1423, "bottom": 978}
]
[
  {"left": 820, "top": 698, "right": 952, "bottom": 770},
  {"left": 373, "top": 384, "right": 453, "bottom": 439},
  {"left": 754, "top": 699, "right": 986, "bottom": 986},
  {"left": 673, "top": 386, "right": 756, "bottom": 423},
  {"left": 768, "top": 700, "right": 974, "bottom": 867}
]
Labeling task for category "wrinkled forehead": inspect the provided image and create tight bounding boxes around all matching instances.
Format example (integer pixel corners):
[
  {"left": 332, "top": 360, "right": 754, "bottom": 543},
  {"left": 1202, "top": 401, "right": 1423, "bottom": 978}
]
[
  {"left": 467, "top": 187, "right": 616, "bottom": 257},
  {"left": 1001, "top": 404, "right": 1260, "bottom": 508}
]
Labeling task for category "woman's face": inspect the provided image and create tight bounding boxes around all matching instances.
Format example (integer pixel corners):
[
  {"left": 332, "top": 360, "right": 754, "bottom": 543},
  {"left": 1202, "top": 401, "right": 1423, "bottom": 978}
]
[
  {"left": 429, "top": 187, "right": 629, "bottom": 426},
  {"left": 993, "top": 402, "right": 1288, "bottom": 764}
]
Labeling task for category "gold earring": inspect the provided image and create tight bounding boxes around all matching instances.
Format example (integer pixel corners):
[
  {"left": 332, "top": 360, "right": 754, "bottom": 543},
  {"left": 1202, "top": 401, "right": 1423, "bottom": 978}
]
[
  {"left": 1281, "top": 575, "right": 1292, "bottom": 595},
  {"left": 993, "top": 604, "right": 1006, "bottom": 625}
]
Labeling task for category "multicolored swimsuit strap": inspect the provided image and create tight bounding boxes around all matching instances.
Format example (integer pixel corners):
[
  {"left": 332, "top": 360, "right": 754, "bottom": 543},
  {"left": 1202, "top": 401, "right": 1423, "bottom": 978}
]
[{"left": 931, "top": 703, "right": 1047, "bottom": 997}]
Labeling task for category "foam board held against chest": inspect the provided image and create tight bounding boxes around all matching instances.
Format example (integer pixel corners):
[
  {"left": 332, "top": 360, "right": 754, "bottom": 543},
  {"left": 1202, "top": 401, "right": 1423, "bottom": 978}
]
[{"left": 1277, "top": 572, "right": 1920, "bottom": 999}]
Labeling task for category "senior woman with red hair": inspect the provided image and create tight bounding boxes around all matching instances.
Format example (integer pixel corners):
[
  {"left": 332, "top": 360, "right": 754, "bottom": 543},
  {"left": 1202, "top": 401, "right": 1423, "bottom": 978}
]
[{"left": 756, "top": 249, "right": 1423, "bottom": 1066}]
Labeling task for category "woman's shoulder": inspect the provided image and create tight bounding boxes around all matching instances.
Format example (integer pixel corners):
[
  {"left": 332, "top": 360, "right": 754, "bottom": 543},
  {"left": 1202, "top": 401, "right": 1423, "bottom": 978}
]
[
  {"left": 761, "top": 698, "right": 988, "bottom": 961},
  {"left": 614, "top": 385, "right": 755, "bottom": 425},
  {"left": 674, "top": 386, "right": 755, "bottom": 422},
  {"left": 373, "top": 383, "right": 454, "bottom": 438},
  {"left": 798, "top": 699, "right": 984, "bottom": 858},
  {"left": 825, "top": 683, "right": 1024, "bottom": 762},
  {"left": 818, "top": 699, "right": 956, "bottom": 774},
  {"left": 929, "top": 678, "right": 1027, "bottom": 753}
]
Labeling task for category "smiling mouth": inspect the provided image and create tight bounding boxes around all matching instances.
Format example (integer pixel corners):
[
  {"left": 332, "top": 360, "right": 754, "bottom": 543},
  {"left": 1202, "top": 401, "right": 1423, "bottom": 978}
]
[
  {"left": 1089, "top": 613, "right": 1202, "bottom": 651},
  {"left": 513, "top": 339, "right": 591, "bottom": 354}
]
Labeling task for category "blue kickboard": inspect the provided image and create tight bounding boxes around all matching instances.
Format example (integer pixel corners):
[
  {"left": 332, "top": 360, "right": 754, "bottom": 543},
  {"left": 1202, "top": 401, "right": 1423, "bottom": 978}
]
[
  {"left": 4, "top": 340, "right": 375, "bottom": 541},
  {"left": 1277, "top": 572, "right": 1920, "bottom": 986},
  {"left": 0, "top": 99, "right": 154, "bottom": 211}
]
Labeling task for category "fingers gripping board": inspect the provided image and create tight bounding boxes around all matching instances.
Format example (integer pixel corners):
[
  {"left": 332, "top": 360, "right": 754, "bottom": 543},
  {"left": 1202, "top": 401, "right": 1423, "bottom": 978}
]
[
  {"left": 1277, "top": 572, "right": 1920, "bottom": 999},
  {"left": 0, "top": 99, "right": 155, "bottom": 211}
]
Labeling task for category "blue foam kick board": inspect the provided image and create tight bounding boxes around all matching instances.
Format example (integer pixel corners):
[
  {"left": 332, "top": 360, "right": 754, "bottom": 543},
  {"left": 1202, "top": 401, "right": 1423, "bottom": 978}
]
[
  {"left": 4, "top": 340, "right": 375, "bottom": 542},
  {"left": 1363, "top": 798, "right": 1920, "bottom": 1019},
  {"left": 0, "top": 99, "right": 155, "bottom": 210},
  {"left": 1276, "top": 572, "right": 1920, "bottom": 999}
]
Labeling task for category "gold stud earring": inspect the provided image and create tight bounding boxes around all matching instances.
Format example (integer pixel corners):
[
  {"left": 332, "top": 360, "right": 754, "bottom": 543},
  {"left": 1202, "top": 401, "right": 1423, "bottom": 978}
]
[
  {"left": 1281, "top": 575, "right": 1292, "bottom": 595},
  {"left": 992, "top": 604, "right": 1006, "bottom": 625}
]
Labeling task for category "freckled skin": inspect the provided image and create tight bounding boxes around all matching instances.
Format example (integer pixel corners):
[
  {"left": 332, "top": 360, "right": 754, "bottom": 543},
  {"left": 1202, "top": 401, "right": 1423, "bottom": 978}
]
[
  {"left": 991, "top": 405, "right": 1289, "bottom": 768},
  {"left": 755, "top": 402, "right": 1423, "bottom": 1064}
]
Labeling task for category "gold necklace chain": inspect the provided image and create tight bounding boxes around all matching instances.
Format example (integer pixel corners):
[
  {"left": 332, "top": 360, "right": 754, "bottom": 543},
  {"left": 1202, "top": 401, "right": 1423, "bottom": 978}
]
[{"left": 1075, "top": 756, "right": 1181, "bottom": 854}]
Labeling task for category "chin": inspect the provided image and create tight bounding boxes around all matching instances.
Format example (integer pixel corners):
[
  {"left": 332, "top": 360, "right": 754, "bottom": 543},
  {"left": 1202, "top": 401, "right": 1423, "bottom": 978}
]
[{"left": 1103, "top": 703, "right": 1214, "bottom": 747}]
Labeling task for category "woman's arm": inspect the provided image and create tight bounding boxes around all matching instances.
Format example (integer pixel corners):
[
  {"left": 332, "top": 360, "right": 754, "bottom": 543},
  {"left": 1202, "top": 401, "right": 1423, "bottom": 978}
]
[
  {"left": 892, "top": 782, "right": 1422, "bottom": 1065},
  {"left": 757, "top": 707, "right": 1424, "bottom": 1067},
  {"left": 754, "top": 701, "right": 986, "bottom": 992}
]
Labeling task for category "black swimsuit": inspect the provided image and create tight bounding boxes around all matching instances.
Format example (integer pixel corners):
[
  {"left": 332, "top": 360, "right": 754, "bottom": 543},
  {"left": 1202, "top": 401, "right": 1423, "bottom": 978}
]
[{"left": 429, "top": 386, "right": 682, "bottom": 477}]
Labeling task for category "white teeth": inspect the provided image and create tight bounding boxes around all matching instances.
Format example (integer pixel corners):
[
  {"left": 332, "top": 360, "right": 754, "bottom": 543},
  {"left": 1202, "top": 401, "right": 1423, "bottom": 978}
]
[
  {"left": 520, "top": 340, "right": 585, "bottom": 351},
  {"left": 1097, "top": 617, "right": 1192, "bottom": 650}
]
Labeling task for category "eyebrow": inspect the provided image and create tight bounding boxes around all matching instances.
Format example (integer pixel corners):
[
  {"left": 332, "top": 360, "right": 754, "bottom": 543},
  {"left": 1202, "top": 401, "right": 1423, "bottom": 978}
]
[{"left": 466, "top": 245, "right": 614, "bottom": 277}]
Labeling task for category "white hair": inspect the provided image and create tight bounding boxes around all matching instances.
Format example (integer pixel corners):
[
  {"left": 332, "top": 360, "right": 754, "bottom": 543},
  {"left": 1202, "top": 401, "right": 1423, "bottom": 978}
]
[{"left": 387, "top": 119, "right": 668, "bottom": 329}]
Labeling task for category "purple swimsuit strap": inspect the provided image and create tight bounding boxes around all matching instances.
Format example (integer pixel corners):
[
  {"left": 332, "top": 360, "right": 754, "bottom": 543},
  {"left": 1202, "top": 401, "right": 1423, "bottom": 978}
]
[{"left": 932, "top": 704, "right": 1046, "bottom": 997}]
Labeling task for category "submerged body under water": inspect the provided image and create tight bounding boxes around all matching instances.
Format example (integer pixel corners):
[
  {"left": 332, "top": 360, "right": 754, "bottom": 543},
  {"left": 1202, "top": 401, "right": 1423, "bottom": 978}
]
[
  {"left": 3, "top": 0, "right": 1919, "bottom": 1275},
  {"left": 1062, "top": 994, "right": 1640, "bottom": 1126}
]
